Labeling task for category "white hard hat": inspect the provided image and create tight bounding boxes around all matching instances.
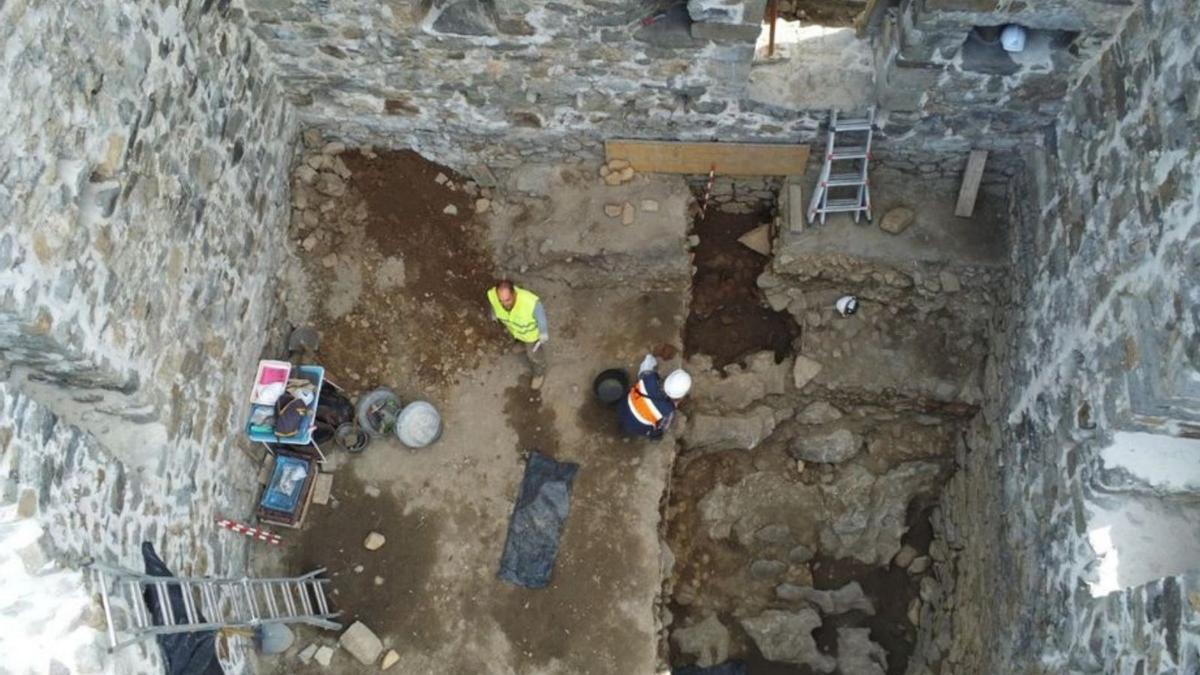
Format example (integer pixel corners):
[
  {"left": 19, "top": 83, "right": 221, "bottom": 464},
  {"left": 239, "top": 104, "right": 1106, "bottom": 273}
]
[
  {"left": 835, "top": 295, "right": 859, "bottom": 316},
  {"left": 1001, "top": 25, "right": 1027, "bottom": 52},
  {"left": 664, "top": 369, "right": 692, "bottom": 399}
]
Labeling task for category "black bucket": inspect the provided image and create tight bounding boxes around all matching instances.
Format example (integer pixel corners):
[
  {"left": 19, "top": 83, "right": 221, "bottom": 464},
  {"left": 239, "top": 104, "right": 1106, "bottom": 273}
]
[{"left": 593, "top": 368, "right": 630, "bottom": 406}]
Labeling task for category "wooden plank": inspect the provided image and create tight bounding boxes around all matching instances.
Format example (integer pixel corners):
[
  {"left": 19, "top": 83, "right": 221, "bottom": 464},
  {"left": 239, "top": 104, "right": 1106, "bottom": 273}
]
[
  {"left": 785, "top": 177, "right": 805, "bottom": 233},
  {"left": 955, "top": 149, "right": 988, "bottom": 218},
  {"left": 606, "top": 140, "right": 810, "bottom": 176}
]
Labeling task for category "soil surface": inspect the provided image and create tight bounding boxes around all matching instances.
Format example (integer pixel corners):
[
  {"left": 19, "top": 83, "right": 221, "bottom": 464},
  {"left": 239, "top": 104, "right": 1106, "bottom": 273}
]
[
  {"left": 297, "top": 149, "right": 499, "bottom": 396},
  {"left": 280, "top": 471, "right": 446, "bottom": 656},
  {"left": 685, "top": 211, "right": 798, "bottom": 368}
]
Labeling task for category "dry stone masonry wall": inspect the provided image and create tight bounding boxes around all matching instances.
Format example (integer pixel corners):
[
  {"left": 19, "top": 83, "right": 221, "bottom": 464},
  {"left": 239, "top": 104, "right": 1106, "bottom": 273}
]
[
  {"left": 1, "top": 1, "right": 299, "bottom": 671},
  {"left": 916, "top": 0, "right": 1200, "bottom": 671}
]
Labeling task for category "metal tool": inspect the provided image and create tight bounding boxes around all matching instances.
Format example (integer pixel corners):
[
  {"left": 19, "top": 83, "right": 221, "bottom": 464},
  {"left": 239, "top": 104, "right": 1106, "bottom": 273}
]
[
  {"left": 89, "top": 563, "right": 341, "bottom": 651},
  {"left": 807, "top": 107, "right": 876, "bottom": 225}
]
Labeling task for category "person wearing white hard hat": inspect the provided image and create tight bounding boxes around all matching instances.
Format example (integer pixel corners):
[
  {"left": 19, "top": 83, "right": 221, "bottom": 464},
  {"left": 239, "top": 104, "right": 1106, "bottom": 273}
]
[{"left": 618, "top": 353, "right": 691, "bottom": 440}]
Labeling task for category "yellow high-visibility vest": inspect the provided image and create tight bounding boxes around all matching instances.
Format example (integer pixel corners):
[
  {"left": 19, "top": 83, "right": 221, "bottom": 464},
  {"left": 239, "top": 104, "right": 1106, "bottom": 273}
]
[{"left": 487, "top": 286, "right": 541, "bottom": 343}]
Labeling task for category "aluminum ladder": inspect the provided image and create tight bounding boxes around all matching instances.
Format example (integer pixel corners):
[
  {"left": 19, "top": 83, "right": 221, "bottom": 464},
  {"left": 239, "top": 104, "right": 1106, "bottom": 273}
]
[
  {"left": 807, "top": 107, "right": 875, "bottom": 225},
  {"left": 90, "top": 564, "right": 342, "bottom": 651}
]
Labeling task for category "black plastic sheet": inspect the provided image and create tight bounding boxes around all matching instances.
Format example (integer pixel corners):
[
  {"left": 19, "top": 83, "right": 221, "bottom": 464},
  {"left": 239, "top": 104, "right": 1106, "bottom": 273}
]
[
  {"left": 140, "top": 542, "right": 224, "bottom": 675},
  {"left": 496, "top": 452, "right": 579, "bottom": 589}
]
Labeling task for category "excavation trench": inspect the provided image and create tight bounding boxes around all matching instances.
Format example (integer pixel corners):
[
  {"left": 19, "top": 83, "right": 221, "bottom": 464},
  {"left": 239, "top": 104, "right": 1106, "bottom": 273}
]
[{"left": 665, "top": 198, "right": 961, "bottom": 674}]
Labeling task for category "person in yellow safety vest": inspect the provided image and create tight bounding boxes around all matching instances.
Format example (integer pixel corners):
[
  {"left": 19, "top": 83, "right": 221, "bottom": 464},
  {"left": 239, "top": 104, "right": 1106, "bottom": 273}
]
[{"left": 486, "top": 280, "right": 550, "bottom": 382}]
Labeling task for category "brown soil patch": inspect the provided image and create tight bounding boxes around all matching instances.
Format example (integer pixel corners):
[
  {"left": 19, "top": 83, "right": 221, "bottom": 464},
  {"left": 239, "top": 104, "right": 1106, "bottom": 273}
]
[
  {"left": 685, "top": 210, "right": 799, "bottom": 368},
  {"left": 290, "top": 149, "right": 500, "bottom": 395},
  {"left": 277, "top": 471, "right": 445, "bottom": 670}
]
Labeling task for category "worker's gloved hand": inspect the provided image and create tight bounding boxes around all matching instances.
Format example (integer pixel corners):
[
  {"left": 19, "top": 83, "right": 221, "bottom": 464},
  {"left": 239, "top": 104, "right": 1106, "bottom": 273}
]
[
  {"left": 532, "top": 334, "right": 548, "bottom": 352},
  {"left": 639, "top": 353, "right": 657, "bottom": 374}
]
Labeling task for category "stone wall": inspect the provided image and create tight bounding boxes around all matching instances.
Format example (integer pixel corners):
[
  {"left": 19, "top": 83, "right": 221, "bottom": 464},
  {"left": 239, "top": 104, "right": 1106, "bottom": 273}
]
[
  {"left": 240, "top": 0, "right": 1133, "bottom": 196},
  {"left": 913, "top": 0, "right": 1200, "bottom": 671},
  {"left": 245, "top": 0, "right": 817, "bottom": 172},
  {"left": 0, "top": 1, "right": 298, "bottom": 670}
]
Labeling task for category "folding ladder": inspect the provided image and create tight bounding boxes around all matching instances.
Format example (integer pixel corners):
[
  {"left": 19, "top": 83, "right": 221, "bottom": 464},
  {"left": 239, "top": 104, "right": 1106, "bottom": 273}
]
[
  {"left": 89, "top": 564, "right": 342, "bottom": 651},
  {"left": 807, "top": 107, "right": 875, "bottom": 225}
]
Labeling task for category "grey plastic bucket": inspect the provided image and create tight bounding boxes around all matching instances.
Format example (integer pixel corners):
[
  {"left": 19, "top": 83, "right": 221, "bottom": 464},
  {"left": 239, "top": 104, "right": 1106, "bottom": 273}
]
[{"left": 396, "top": 400, "right": 442, "bottom": 448}]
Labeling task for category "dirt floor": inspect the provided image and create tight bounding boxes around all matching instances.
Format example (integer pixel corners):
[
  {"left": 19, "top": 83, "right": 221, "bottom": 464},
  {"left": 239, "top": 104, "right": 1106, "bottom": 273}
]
[
  {"left": 253, "top": 148, "right": 693, "bottom": 674},
  {"left": 297, "top": 149, "right": 499, "bottom": 396},
  {"left": 685, "top": 211, "right": 798, "bottom": 368}
]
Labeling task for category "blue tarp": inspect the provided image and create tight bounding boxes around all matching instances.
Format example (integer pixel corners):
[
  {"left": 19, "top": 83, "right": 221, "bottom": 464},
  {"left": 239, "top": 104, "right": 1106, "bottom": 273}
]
[{"left": 497, "top": 452, "right": 579, "bottom": 589}]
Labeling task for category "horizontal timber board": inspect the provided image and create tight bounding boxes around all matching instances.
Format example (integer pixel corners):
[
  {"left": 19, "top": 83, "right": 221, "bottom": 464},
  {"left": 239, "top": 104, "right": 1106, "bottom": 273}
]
[{"left": 605, "top": 140, "right": 810, "bottom": 175}]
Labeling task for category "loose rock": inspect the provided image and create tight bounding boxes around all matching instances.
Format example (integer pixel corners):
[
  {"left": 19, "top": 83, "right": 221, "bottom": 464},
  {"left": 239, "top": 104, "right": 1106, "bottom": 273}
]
[
  {"left": 604, "top": 203, "right": 622, "bottom": 218},
  {"left": 321, "top": 141, "right": 346, "bottom": 156},
  {"left": 621, "top": 201, "right": 635, "bottom": 225},
  {"left": 740, "top": 609, "right": 835, "bottom": 672},
  {"left": 314, "top": 645, "right": 334, "bottom": 667},
  {"left": 298, "top": 643, "right": 319, "bottom": 664},
  {"left": 381, "top": 650, "right": 400, "bottom": 670},
  {"left": 475, "top": 198, "right": 491, "bottom": 214},
  {"left": 443, "top": 204, "right": 458, "bottom": 215},
  {"left": 879, "top": 206, "right": 915, "bottom": 234},
  {"left": 315, "top": 173, "right": 346, "bottom": 197},
  {"left": 749, "top": 559, "right": 788, "bottom": 580},
  {"left": 793, "top": 355, "right": 822, "bottom": 389},
  {"left": 670, "top": 614, "right": 731, "bottom": 668},
  {"left": 837, "top": 627, "right": 888, "bottom": 675},
  {"left": 737, "top": 224, "right": 772, "bottom": 255},
  {"left": 363, "top": 532, "right": 386, "bottom": 551},
  {"left": 790, "top": 428, "right": 861, "bottom": 464},
  {"left": 339, "top": 621, "right": 384, "bottom": 665},
  {"left": 641, "top": 199, "right": 659, "bottom": 212}
]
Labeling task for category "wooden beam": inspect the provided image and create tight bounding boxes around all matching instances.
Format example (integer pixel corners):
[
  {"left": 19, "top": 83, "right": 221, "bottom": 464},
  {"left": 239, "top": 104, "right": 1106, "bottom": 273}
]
[
  {"left": 955, "top": 149, "right": 988, "bottom": 218},
  {"left": 606, "top": 140, "right": 810, "bottom": 176}
]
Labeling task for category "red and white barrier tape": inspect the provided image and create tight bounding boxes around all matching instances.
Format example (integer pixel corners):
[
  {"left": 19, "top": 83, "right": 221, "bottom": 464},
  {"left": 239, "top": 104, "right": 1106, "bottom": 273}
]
[
  {"left": 216, "top": 517, "right": 283, "bottom": 546},
  {"left": 698, "top": 164, "right": 717, "bottom": 220}
]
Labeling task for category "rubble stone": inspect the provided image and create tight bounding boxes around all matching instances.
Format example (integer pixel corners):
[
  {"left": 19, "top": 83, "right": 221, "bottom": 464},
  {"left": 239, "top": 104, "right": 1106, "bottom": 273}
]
[
  {"left": 837, "top": 627, "right": 888, "bottom": 675},
  {"left": 792, "top": 356, "right": 822, "bottom": 390},
  {"left": 671, "top": 613, "right": 731, "bottom": 668},
  {"left": 339, "top": 621, "right": 384, "bottom": 665},
  {"left": 879, "top": 207, "right": 915, "bottom": 234},
  {"left": 363, "top": 532, "right": 386, "bottom": 550},
  {"left": 789, "top": 428, "right": 861, "bottom": 464},
  {"left": 740, "top": 609, "right": 835, "bottom": 672}
]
